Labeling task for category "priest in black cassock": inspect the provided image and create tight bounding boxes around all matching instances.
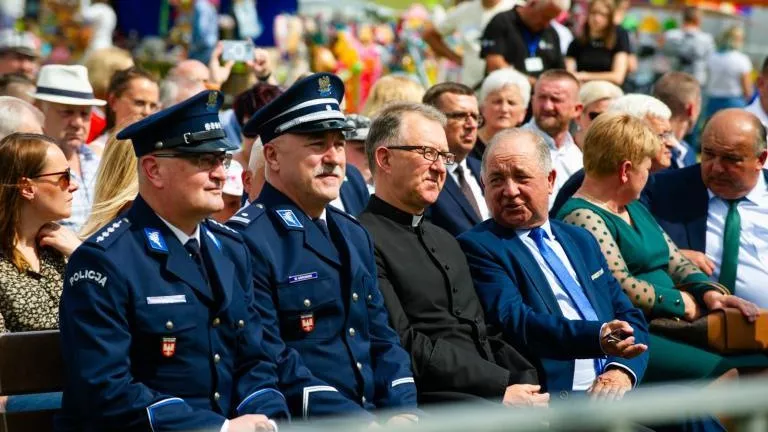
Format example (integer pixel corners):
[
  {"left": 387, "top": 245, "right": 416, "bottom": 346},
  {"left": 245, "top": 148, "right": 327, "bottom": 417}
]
[{"left": 358, "top": 101, "right": 548, "bottom": 407}]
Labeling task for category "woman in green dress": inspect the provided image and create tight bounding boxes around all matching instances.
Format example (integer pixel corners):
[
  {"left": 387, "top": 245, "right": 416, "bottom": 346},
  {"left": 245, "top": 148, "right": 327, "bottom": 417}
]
[{"left": 555, "top": 112, "right": 766, "bottom": 383}]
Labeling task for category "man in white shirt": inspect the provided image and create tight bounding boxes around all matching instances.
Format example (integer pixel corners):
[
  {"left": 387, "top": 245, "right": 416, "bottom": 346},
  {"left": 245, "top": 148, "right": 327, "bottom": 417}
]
[
  {"left": 662, "top": 6, "right": 715, "bottom": 86},
  {"left": 523, "top": 69, "right": 583, "bottom": 210},
  {"left": 746, "top": 56, "right": 768, "bottom": 130},
  {"left": 424, "top": 0, "right": 519, "bottom": 89},
  {"left": 423, "top": 82, "right": 489, "bottom": 236}
]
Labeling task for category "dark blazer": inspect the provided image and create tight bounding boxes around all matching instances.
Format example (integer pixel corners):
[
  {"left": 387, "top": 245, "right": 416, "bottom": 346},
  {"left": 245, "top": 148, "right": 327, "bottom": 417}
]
[
  {"left": 340, "top": 164, "right": 370, "bottom": 216},
  {"left": 229, "top": 184, "right": 417, "bottom": 418},
  {"left": 644, "top": 164, "right": 768, "bottom": 252},
  {"left": 550, "top": 169, "right": 585, "bottom": 218},
  {"left": 58, "top": 196, "right": 289, "bottom": 432},
  {"left": 359, "top": 196, "right": 538, "bottom": 403},
  {"left": 427, "top": 155, "right": 484, "bottom": 237},
  {"left": 457, "top": 219, "right": 649, "bottom": 394}
]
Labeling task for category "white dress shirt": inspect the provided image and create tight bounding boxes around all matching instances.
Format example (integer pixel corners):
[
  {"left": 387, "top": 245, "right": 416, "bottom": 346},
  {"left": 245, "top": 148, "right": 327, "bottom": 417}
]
[
  {"left": 524, "top": 121, "right": 584, "bottom": 210},
  {"left": 706, "top": 173, "right": 768, "bottom": 307},
  {"left": 448, "top": 159, "right": 490, "bottom": 221}
]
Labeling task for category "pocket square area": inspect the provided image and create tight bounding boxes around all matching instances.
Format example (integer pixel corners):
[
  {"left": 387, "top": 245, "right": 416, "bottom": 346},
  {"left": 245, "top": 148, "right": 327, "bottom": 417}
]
[{"left": 591, "top": 269, "right": 604, "bottom": 280}]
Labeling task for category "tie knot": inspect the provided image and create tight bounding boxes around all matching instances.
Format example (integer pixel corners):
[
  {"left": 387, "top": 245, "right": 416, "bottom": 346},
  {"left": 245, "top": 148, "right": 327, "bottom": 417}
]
[
  {"left": 184, "top": 238, "right": 201, "bottom": 257},
  {"left": 528, "top": 226, "right": 548, "bottom": 243},
  {"left": 454, "top": 164, "right": 464, "bottom": 176},
  {"left": 727, "top": 198, "right": 743, "bottom": 207}
]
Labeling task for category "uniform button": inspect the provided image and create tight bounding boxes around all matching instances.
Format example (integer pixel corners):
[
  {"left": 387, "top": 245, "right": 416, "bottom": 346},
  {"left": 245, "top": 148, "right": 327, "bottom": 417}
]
[
  {"left": 658, "top": 295, "right": 664, "bottom": 303},
  {"left": 237, "top": 320, "right": 245, "bottom": 328},
  {"left": 361, "top": 396, "right": 367, "bottom": 404},
  {"left": 367, "top": 294, "right": 373, "bottom": 302},
  {"left": 303, "top": 299, "right": 311, "bottom": 308},
  {"left": 455, "top": 309, "right": 462, "bottom": 315},
  {"left": 356, "top": 362, "right": 362, "bottom": 370},
  {"left": 349, "top": 328, "right": 356, "bottom": 337},
  {"left": 352, "top": 293, "right": 359, "bottom": 302},
  {"left": 213, "top": 392, "right": 221, "bottom": 401},
  {"left": 675, "top": 299, "right": 681, "bottom": 305},
  {"left": 444, "top": 264, "right": 450, "bottom": 270},
  {"left": 559, "top": 391, "right": 569, "bottom": 400},
  {"left": 452, "top": 287, "right": 458, "bottom": 294},
  {"left": 165, "top": 321, "right": 174, "bottom": 330},
  {"left": 212, "top": 317, "right": 220, "bottom": 327},
  {"left": 214, "top": 353, "right": 221, "bottom": 363}
]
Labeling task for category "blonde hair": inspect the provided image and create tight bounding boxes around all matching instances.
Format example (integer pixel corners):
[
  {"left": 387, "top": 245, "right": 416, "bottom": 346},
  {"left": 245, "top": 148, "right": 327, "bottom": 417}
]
[
  {"left": 84, "top": 47, "right": 135, "bottom": 100},
  {"left": 80, "top": 134, "right": 138, "bottom": 239},
  {"left": 582, "top": 112, "right": 660, "bottom": 177},
  {"left": 579, "top": 80, "right": 624, "bottom": 107},
  {"left": 362, "top": 75, "right": 425, "bottom": 117}
]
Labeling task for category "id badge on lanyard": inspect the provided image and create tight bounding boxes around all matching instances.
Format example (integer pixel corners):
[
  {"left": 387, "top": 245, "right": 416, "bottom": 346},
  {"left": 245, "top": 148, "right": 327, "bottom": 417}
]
[{"left": 522, "top": 28, "right": 544, "bottom": 73}]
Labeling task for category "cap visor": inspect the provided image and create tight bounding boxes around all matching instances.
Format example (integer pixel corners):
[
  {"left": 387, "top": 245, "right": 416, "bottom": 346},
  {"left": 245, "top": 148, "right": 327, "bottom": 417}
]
[
  {"left": 174, "top": 138, "right": 239, "bottom": 154},
  {"left": 286, "top": 119, "right": 355, "bottom": 136}
]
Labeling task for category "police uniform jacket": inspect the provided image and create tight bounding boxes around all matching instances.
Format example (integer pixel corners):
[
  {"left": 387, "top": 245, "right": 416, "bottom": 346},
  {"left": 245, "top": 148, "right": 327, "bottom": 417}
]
[
  {"left": 58, "top": 196, "right": 290, "bottom": 432},
  {"left": 359, "top": 196, "right": 539, "bottom": 403},
  {"left": 228, "top": 183, "right": 418, "bottom": 418}
]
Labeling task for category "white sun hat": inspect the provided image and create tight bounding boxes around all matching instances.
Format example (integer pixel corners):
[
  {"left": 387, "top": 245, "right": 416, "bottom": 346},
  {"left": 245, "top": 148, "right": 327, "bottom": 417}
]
[{"left": 30, "top": 64, "right": 106, "bottom": 106}]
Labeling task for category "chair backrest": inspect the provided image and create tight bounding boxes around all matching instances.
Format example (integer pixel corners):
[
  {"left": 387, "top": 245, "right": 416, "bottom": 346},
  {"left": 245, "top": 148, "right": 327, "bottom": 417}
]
[{"left": 0, "top": 330, "right": 63, "bottom": 432}]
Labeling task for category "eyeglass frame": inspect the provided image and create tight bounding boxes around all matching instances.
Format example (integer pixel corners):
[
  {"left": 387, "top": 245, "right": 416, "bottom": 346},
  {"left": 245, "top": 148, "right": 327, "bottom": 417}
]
[
  {"left": 152, "top": 152, "right": 233, "bottom": 170},
  {"left": 28, "top": 167, "right": 72, "bottom": 188},
  {"left": 387, "top": 145, "right": 456, "bottom": 165}
]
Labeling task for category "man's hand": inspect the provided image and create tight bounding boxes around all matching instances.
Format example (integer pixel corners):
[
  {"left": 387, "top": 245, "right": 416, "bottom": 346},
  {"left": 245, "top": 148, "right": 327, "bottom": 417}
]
[
  {"left": 209, "top": 42, "right": 236, "bottom": 86},
  {"left": 681, "top": 291, "right": 702, "bottom": 322},
  {"left": 38, "top": 223, "right": 82, "bottom": 257},
  {"left": 385, "top": 414, "right": 419, "bottom": 427},
  {"left": 680, "top": 249, "right": 715, "bottom": 276},
  {"left": 588, "top": 369, "right": 632, "bottom": 401},
  {"left": 246, "top": 48, "right": 272, "bottom": 81},
  {"left": 600, "top": 320, "right": 647, "bottom": 359},
  {"left": 703, "top": 291, "right": 760, "bottom": 323},
  {"left": 502, "top": 384, "right": 549, "bottom": 408},
  {"left": 228, "top": 414, "right": 275, "bottom": 432}
]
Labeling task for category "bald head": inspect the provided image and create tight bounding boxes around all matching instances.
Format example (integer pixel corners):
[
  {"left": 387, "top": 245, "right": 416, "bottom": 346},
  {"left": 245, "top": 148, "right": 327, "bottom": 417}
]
[
  {"left": 169, "top": 60, "right": 210, "bottom": 83},
  {"left": 701, "top": 109, "right": 767, "bottom": 200}
]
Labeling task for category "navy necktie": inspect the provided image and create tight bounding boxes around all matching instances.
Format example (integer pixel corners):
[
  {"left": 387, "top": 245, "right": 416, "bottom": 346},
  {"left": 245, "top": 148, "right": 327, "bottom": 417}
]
[
  {"left": 184, "top": 238, "right": 210, "bottom": 286},
  {"left": 529, "top": 227, "right": 605, "bottom": 373},
  {"left": 313, "top": 218, "right": 331, "bottom": 239}
]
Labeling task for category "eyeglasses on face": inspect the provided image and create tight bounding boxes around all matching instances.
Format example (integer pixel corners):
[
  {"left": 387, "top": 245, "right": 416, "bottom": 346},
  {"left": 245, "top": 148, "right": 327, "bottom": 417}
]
[
  {"left": 29, "top": 167, "right": 72, "bottom": 188},
  {"left": 153, "top": 152, "right": 233, "bottom": 170},
  {"left": 444, "top": 111, "right": 480, "bottom": 123},
  {"left": 387, "top": 145, "right": 456, "bottom": 165}
]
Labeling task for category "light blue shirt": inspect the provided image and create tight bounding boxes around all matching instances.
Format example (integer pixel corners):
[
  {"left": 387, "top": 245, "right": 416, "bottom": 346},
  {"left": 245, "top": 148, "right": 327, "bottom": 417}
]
[
  {"left": 61, "top": 145, "right": 100, "bottom": 233},
  {"left": 706, "top": 173, "right": 768, "bottom": 306}
]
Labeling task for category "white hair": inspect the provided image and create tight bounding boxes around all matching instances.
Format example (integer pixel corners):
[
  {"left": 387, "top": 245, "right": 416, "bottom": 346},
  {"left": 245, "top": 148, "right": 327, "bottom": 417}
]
[
  {"left": 248, "top": 137, "right": 265, "bottom": 174},
  {"left": 579, "top": 80, "right": 624, "bottom": 107},
  {"left": 607, "top": 94, "right": 672, "bottom": 121},
  {"left": 479, "top": 68, "right": 532, "bottom": 107},
  {"left": 0, "top": 96, "right": 45, "bottom": 139}
]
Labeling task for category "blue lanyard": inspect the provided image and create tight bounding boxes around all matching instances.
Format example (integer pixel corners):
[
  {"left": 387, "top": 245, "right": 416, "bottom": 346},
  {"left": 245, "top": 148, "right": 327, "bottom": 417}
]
[{"left": 520, "top": 27, "right": 541, "bottom": 57}]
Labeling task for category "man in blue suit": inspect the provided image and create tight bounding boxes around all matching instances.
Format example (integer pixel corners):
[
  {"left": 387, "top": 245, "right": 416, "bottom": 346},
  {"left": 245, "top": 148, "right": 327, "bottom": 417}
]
[
  {"left": 59, "top": 91, "right": 288, "bottom": 431},
  {"left": 336, "top": 164, "right": 370, "bottom": 216},
  {"left": 457, "top": 128, "right": 649, "bottom": 399},
  {"left": 645, "top": 109, "right": 768, "bottom": 306},
  {"left": 423, "top": 82, "right": 487, "bottom": 236},
  {"left": 228, "top": 73, "right": 419, "bottom": 424}
]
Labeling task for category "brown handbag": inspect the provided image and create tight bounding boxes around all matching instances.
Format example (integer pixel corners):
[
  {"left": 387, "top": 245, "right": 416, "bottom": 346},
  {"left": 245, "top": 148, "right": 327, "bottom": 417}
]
[{"left": 649, "top": 282, "right": 768, "bottom": 354}]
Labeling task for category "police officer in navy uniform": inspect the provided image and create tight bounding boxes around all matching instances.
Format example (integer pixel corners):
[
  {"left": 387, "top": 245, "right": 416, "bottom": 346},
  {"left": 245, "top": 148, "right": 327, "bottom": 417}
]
[
  {"left": 227, "top": 73, "right": 419, "bottom": 425},
  {"left": 58, "top": 91, "right": 289, "bottom": 432}
]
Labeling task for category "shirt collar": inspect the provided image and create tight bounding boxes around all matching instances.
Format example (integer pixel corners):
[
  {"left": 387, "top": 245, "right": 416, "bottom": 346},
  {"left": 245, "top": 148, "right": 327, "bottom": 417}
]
[
  {"left": 514, "top": 219, "right": 554, "bottom": 240},
  {"left": 316, "top": 209, "right": 327, "bottom": 223},
  {"left": 452, "top": 158, "right": 469, "bottom": 175},
  {"left": 367, "top": 194, "right": 424, "bottom": 227},
  {"left": 78, "top": 143, "right": 96, "bottom": 160},
  {"left": 157, "top": 215, "right": 201, "bottom": 245},
  {"left": 707, "top": 170, "right": 768, "bottom": 205},
  {"left": 524, "top": 120, "right": 574, "bottom": 151}
]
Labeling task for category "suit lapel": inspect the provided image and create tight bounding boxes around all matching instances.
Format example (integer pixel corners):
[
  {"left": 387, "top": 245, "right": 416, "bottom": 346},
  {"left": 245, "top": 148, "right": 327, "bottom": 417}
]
[
  {"left": 444, "top": 176, "right": 481, "bottom": 225},
  {"left": 466, "top": 156, "right": 484, "bottom": 192},
  {"left": 201, "top": 226, "right": 234, "bottom": 313},
  {"left": 551, "top": 224, "right": 602, "bottom": 318},
  {"left": 689, "top": 172, "right": 710, "bottom": 252}
]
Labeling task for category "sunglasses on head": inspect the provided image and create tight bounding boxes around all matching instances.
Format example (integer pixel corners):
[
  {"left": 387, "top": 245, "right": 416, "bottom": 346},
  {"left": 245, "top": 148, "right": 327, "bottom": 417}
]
[
  {"left": 587, "top": 111, "right": 603, "bottom": 121},
  {"left": 29, "top": 167, "right": 72, "bottom": 188}
]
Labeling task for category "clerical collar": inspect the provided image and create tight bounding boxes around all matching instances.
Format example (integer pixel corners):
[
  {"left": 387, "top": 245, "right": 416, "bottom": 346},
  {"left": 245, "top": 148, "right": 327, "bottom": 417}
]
[{"left": 367, "top": 195, "right": 424, "bottom": 227}]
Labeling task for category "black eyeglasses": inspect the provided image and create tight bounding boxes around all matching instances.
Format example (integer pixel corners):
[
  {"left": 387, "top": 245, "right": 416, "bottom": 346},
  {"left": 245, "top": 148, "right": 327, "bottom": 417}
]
[
  {"left": 388, "top": 145, "right": 456, "bottom": 165},
  {"left": 29, "top": 167, "right": 71, "bottom": 188},
  {"left": 153, "top": 152, "right": 233, "bottom": 170},
  {"left": 587, "top": 111, "right": 603, "bottom": 121},
  {"left": 444, "top": 111, "right": 480, "bottom": 123}
]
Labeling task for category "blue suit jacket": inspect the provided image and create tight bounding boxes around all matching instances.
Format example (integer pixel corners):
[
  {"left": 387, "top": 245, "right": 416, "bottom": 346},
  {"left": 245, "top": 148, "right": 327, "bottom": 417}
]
[
  {"left": 644, "top": 164, "right": 768, "bottom": 252},
  {"left": 58, "top": 197, "right": 289, "bottom": 432},
  {"left": 427, "top": 155, "right": 483, "bottom": 237},
  {"left": 340, "top": 164, "right": 370, "bottom": 216},
  {"left": 228, "top": 184, "right": 417, "bottom": 418},
  {"left": 457, "top": 219, "right": 649, "bottom": 394}
]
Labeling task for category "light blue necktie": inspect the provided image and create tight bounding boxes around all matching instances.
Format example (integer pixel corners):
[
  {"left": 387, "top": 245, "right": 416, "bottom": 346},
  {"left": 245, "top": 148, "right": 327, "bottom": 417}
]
[{"left": 529, "top": 227, "right": 606, "bottom": 374}]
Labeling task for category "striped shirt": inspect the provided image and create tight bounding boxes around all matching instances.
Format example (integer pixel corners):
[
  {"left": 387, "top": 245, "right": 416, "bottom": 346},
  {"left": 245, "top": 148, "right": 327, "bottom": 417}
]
[{"left": 60, "top": 145, "right": 100, "bottom": 233}]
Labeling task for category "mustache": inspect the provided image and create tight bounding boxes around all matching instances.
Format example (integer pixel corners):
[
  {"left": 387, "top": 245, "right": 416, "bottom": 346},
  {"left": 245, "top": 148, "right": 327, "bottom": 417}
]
[{"left": 313, "top": 164, "right": 344, "bottom": 177}]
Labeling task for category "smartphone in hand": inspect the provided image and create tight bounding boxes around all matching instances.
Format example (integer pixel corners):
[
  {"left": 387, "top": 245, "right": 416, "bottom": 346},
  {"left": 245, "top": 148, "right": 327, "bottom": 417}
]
[
  {"left": 221, "top": 40, "right": 255, "bottom": 62},
  {"left": 603, "top": 329, "right": 629, "bottom": 344}
]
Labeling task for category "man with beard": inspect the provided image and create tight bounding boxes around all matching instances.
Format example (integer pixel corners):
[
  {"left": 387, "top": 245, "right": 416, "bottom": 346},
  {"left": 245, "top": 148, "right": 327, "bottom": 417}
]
[
  {"left": 523, "top": 69, "right": 582, "bottom": 209},
  {"left": 423, "top": 82, "right": 488, "bottom": 236},
  {"left": 31, "top": 65, "right": 105, "bottom": 232},
  {"left": 228, "top": 73, "right": 419, "bottom": 424},
  {"left": 645, "top": 109, "right": 768, "bottom": 307}
]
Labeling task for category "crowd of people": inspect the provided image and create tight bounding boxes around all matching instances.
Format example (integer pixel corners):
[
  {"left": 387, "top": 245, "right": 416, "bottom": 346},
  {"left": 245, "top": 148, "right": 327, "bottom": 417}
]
[{"left": 0, "top": 0, "right": 768, "bottom": 431}]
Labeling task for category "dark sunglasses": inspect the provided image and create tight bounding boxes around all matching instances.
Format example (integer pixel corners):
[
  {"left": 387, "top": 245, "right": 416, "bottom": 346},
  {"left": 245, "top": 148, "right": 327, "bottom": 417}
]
[
  {"left": 29, "top": 167, "right": 72, "bottom": 188},
  {"left": 153, "top": 152, "right": 233, "bottom": 170},
  {"left": 587, "top": 111, "right": 603, "bottom": 121}
]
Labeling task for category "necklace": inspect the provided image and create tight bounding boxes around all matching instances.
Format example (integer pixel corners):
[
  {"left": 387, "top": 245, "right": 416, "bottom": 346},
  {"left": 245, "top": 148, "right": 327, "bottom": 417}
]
[{"left": 575, "top": 191, "right": 625, "bottom": 215}]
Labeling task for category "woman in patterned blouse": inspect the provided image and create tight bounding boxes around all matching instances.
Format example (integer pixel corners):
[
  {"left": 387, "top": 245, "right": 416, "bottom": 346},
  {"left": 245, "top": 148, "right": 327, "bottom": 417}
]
[{"left": 0, "top": 132, "right": 82, "bottom": 333}]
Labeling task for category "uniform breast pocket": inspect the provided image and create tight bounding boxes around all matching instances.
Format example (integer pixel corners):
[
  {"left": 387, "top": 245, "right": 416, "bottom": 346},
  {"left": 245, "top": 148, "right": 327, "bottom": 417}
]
[
  {"left": 133, "top": 303, "right": 201, "bottom": 374},
  {"left": 276, "top": 277, "right": 343, "bottom": 341},
  {"left": 135, "top": 303, "right": 199, "bottom": 337}
]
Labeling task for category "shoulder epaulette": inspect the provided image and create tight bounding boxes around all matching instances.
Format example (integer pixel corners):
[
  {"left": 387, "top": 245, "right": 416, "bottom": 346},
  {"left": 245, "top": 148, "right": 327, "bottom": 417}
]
[
  {"left": 84, "top": 217, "right": 131, "bottom": 249},
  {"left": 227, "top": 202, "right": 267, "bottom": 227},
  {"left": 206, "top": 218, "right": 242, "bottom": 240},
  {"left": 328, "top": 205, "right": 361, "bottom": 225}
]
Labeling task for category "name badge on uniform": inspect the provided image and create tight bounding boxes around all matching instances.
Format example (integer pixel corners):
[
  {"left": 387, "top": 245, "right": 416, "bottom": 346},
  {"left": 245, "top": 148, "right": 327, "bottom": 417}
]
[
  {"left": 162, "top": 337, "right": 176, "bottom": 357},
  {"left": 524, "top": 57, "right": 544, "bottom": 73},
  {"left": 289, "top": 272, "right": 318, "bottom": 284},
  {"left": 300, "top": 313, "right": 315, "bottom": 333},
  {"left": 276, "top": 209, "right": 303, "bottom": 228}
]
